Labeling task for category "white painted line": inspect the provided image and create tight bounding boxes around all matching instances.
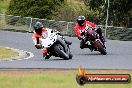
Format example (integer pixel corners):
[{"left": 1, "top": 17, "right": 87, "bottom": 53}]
[
  {"left": 0, "top": 46, "right": 34, "bottom": 62},
  {"left": 24, "top": 51, "right": 34, "bottom": 60}
]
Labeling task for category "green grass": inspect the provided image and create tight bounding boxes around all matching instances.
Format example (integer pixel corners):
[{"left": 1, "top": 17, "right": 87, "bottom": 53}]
[
  {"left": 0, "top": 70, "right": 131, "bottom": 88},
  {"left": 0, "top": 46, "right": 18, "bottom": 60},
  {"left": 0, "top": 0, "right": 11, "bottom": 14}
]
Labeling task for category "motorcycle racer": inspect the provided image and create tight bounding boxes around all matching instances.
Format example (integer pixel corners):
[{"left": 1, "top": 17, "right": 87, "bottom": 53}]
[
  {"left": 74, "top": 16, "right": 105, "bottom": 49},
  {"left": 32, "top": 22, "right": 46, "bottom": 48},
  {"left": 32, "top": 21, "right": 52, "bottom": 59},
  {"left": 32, "top": 21, "right": 72, "bottom": 59}
]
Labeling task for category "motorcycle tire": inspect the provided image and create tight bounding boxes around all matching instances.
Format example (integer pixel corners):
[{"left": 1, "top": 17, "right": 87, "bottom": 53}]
[
  {"left": 43, "top": 53, "right": 50, "bottom": 59},
  {"left": 69, "top": 52, "right": 73, "bottom": 59},
  {"left": 95, "top": 40, "right": 107, "bottom": 55},
  {"left": 54, "top": 44, "right": 70, "bottom": 60}
]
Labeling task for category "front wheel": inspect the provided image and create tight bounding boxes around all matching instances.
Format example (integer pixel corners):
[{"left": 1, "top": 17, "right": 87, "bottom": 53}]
[
  {"left": 43, "top": 53, "right": 51, "bottom": 59},
  {"left": 69, "top": 52, "right": 73, "bottom": 59},
  {"left": 95, "top": 40, "right": 107, "bottom": 55},
  {"left": 54, "top": 44, "right": 70, "bottom": 60}
]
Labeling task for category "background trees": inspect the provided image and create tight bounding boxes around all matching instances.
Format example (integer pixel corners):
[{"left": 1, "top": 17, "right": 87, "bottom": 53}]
[
  {"left": 6, "top": 0, "right": 64, "bottom": 19},
  {"left": 6, "top": 0, "right": 99, "bottom": 22},
  {"left": 5, "top": 0, "right": 132, "bottom": 27},
  {"left": 84, "top": 0, "right": 132, "bottom": 27}
]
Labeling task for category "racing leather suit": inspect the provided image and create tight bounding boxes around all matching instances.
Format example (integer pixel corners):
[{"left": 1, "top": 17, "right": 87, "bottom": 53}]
[
  {"left": 32, "top": 27, "right": 51, "bottom": 59},
  {"left": 32, "top": 27, "right": 47, "bottom": 49}
]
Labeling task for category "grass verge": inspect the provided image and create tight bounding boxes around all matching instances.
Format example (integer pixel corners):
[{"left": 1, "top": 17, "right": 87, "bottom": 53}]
[
  {"left": 0, "top": 0, "right": 10, "bottom": 14},
  {"left": 0, "top": 46, "right": 18, "bottom": 60},
  {"left": 0, "top": 70, "right": 131, "bottom": 88}
]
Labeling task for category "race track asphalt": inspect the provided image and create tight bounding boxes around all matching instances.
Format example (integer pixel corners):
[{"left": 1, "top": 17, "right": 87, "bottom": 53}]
[{"left": 0, "top": 31, "right": 132, "bottom": 69}]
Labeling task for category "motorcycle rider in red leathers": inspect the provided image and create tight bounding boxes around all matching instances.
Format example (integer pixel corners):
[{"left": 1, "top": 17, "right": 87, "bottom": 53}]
[{"left": 74, "top": 16, "right": 105, "bottom": 50}]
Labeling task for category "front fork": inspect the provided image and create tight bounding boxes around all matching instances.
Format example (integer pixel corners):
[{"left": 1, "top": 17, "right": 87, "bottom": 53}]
[{"left": 94, "top": 39, "right": 105, "bottom": 49}]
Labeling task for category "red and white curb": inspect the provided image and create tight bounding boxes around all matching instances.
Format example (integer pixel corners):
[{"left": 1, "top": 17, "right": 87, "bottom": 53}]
[{"left": 0, "top": 46, "right": 34, "bottom": 62}]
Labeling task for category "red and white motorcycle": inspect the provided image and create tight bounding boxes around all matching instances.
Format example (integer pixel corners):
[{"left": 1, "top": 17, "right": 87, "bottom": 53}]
[{"left": 81, "top": 27, "right": 107, "bottom": 55}]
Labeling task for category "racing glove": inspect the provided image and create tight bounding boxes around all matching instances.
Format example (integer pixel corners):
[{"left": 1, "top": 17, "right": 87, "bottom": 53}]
[{"left": 35, "top": 44, "right": 42, "bottom": 49}]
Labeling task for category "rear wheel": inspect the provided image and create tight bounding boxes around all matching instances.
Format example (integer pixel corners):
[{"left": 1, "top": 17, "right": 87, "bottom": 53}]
[
  {"left": 54, "top": 44, "right": 70, "bottom": 60},
  {"left": 95, "top": 40, "right": 107, "bottom": 55}
]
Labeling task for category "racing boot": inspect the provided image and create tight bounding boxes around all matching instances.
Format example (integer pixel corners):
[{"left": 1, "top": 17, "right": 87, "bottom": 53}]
[
  {"left": 43, "top": 53, "right": 51, "bottom": 60},
  {"left": 42, "top": 49, "right": 51, "bottom": 59},
  {"left": 99, "top": 36, "right": 106, "bottom": 45},
  {"left": 99, "top": 36, "right": 106, "bottom": 49},
  {"left": 88, "top": 45, "right": 94, "bottom": 52},
  {"left": 80, "top": 40, "right": 85, "bottom": 49}
]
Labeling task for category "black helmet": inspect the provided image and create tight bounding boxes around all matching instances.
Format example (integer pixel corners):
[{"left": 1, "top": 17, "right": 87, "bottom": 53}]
[
  {"left": 77, "top": 16, "right": 85, "bottom": 26},
  {"left": 34, "top": 21, "right": 43, "bottom": 35}
]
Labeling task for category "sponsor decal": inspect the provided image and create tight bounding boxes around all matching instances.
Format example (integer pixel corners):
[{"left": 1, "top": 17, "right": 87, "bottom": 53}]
[{"left": 76, "top": 66, "right": 131, "bottom": 85}]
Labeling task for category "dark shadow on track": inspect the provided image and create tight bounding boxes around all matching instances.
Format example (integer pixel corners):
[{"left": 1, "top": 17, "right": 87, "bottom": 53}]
[
  {"left": 77, "top": 52, "right": 102, "bottom": 56},
  {"left": 38, "top": 58, "right": 74, "bottom": 61}
]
